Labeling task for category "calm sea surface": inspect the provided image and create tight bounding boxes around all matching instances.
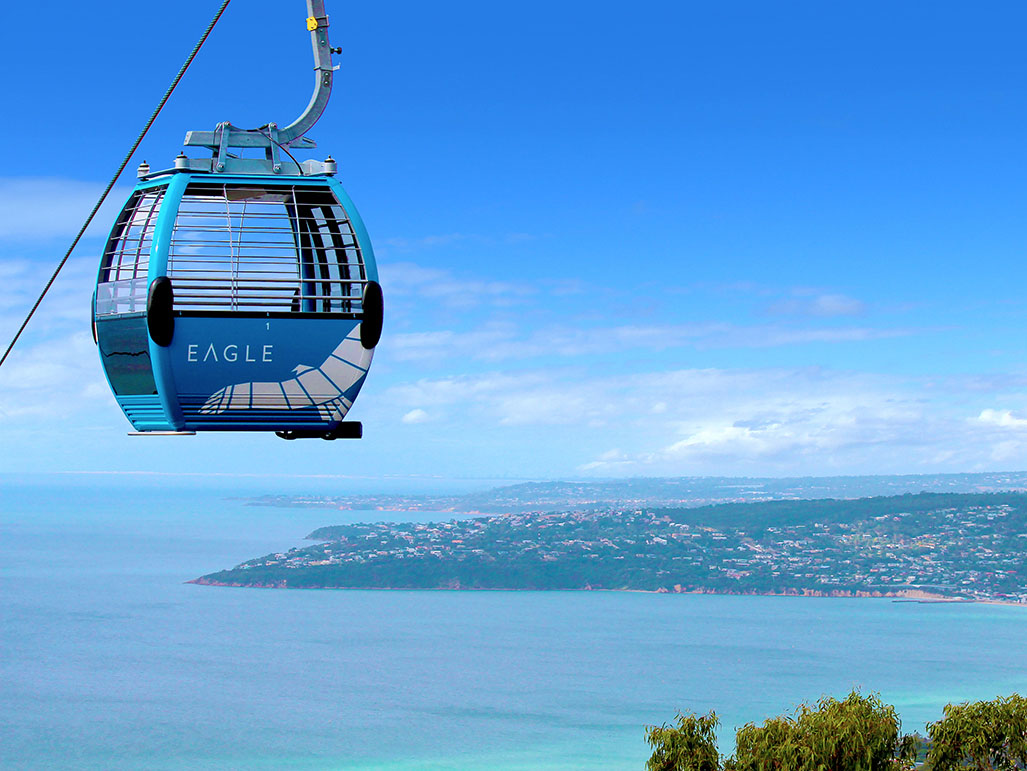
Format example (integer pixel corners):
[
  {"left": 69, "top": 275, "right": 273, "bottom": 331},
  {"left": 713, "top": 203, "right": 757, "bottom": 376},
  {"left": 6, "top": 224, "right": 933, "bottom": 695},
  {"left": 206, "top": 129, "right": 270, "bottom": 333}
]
[{"left": 2, "top": 475, "right": 1026, "bottom": 770}]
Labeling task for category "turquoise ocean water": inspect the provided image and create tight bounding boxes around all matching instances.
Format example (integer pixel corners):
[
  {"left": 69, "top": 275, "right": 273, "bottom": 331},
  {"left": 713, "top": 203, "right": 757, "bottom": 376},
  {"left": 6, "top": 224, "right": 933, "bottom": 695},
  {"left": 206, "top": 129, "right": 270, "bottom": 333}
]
[{"left": 2, "top": 475, "right": 1026, "bottom": 770}]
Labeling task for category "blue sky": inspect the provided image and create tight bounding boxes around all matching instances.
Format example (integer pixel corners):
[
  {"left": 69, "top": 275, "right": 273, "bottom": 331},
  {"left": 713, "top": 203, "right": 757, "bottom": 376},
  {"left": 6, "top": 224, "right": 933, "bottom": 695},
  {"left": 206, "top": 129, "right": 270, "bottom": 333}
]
[{"left": 2, "top": 0, "right": 1027, "bottom": 484}]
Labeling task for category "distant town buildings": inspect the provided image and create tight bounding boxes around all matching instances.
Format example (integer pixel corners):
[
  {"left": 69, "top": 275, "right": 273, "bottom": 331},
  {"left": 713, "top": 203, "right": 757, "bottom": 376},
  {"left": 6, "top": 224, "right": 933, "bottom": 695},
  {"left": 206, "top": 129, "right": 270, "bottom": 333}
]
[{"left": 202, "top": 491, "right": 1027, "bottom": 602}]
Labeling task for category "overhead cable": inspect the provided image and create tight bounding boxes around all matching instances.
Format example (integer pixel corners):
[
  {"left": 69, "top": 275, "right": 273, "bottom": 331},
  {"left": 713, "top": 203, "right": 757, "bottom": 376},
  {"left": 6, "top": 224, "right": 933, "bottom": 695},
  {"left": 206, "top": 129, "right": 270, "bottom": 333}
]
[{"left": 0, "top": 0, "right": 232, "bottom": 370}]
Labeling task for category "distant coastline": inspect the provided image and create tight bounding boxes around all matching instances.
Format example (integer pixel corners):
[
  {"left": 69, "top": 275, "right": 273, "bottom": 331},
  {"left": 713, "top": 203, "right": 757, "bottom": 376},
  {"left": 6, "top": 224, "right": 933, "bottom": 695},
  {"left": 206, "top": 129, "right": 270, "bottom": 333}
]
[
  {"left": 194, "top": 487, "right": 1027, "bottom": 605},
  {"left": 186, "top": 579, "right": 1027, "bottom": 607},
  {"left": 244, "top": 470, "right": 1027, "bottom": 517}
]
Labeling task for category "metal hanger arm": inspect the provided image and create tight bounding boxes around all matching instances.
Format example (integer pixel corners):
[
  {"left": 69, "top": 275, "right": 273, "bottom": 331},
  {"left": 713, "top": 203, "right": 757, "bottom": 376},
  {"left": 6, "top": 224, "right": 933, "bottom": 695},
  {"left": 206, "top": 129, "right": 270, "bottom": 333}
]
[{"left": 278, "top": 0, "right": 336, "bottom": 146}]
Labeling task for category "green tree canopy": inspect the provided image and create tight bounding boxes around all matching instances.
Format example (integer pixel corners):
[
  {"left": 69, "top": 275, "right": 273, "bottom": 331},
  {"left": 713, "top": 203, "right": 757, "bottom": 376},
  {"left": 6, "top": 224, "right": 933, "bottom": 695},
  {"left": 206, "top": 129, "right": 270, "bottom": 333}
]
[
  {"left": 729, "top": 691, "right": 914, "bottom": 771},
  {"left": 926, "top": 694, "right": 1027, "bottom": 770},
  {"left": 645, "top": 711, "right": 721, "bottom": 771}
]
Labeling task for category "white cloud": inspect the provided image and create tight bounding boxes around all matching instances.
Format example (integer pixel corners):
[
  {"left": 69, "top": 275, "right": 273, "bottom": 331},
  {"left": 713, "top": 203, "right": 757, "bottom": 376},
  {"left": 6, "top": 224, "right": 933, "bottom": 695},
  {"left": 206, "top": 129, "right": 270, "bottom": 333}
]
[
  {"left": 578, "top": 448, "right": 635, "bottom": 471},
  {"left": 383, "top": 366, "right": 859, "bottom": 433},
  {"left": 768, "top": 292, "right": 866, "bottom": 317},
  {"left": 386, "top": 323, "right": 518, "bottom": 362},
  {"left": 976, "top": 408, "right": 1027, "bottom": 429},
  {"left": 813, "top": 294, "right": 866, "bottom": 316},
  {"left": 0, "top": 178, "right": 130, "bottom": 240},
  {"left": 381, "top": 233, "right": 537, "bottom": 252},
  {"left": 382, "top": 234, "right": 470, "bottom": 250},
  {"left": 0, "top": 330, "right": 112, "bottom": 422},
  {"left": 380, "top": 261, "right": 534, "bottom": 311},
  {"left": 384, "top": 321, "right": 918, "bottom": 364},
  {"left": 2, "top": 321, "right": 1027, "bottom": 479},
  {"left": 401, "top": 408, "right": 430, "bottom": 424},
  {"left": 368, "top": 363, "right": 1027, "bottom": 476}
]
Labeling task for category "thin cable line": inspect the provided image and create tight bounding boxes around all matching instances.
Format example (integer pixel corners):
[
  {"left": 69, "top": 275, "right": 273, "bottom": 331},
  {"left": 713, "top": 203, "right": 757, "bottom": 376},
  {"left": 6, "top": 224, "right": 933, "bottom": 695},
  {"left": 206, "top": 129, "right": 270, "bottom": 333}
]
[{"left": 0, "top": 0, "right": 232, "bottom": 370}]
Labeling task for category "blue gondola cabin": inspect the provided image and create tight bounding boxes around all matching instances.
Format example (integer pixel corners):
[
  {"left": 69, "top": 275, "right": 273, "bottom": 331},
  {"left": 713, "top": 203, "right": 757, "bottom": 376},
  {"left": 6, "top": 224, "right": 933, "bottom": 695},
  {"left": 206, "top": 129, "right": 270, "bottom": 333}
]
[{"left": 93, "top": 172, "right": 382, "bottom": 439}]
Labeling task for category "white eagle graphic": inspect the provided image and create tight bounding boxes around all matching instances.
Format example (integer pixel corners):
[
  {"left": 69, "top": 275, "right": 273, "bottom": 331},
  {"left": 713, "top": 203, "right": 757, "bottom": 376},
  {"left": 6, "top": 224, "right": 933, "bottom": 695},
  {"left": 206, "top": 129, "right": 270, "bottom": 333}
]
[{"left": 200, "top": 326, "right": 372, "bottom": 422}]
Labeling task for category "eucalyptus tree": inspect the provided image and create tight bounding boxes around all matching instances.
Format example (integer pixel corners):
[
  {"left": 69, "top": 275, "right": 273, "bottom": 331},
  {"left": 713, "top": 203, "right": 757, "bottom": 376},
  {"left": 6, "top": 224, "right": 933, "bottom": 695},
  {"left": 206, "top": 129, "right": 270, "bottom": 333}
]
[
  {"left": 926, "top": 694, "right": 1027, "bottom": 771},
  {"left": 728, "top": 691, "right": 917, "bottom": 771},
  {"left": 645, "top": 711, "right": 721, "bottom": 771}
]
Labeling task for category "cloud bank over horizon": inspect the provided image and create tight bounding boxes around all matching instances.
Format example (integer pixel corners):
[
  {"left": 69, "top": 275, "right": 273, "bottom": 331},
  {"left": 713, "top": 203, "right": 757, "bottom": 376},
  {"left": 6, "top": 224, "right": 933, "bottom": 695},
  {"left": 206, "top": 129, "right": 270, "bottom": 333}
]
[{"left": 1, "top": 211, "right": 1025, "bottom": 481}]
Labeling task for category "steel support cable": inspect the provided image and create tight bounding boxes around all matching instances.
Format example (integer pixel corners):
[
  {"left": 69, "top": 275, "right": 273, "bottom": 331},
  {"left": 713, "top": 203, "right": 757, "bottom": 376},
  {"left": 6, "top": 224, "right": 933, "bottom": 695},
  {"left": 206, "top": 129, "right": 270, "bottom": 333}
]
[{"left": 0, "top": 0, "right": 232, "bottom": 370}]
